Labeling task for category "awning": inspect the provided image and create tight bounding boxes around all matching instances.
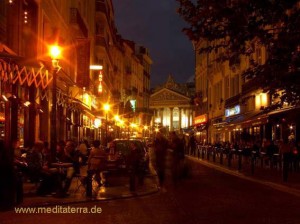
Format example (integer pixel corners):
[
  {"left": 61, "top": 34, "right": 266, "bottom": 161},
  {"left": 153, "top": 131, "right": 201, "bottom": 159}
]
[
  {"left": 267, "top": 107, "right": 298, "bottom": 116},
  {"left": 226, "top": 111, "right": 267, "bottom": 127}
]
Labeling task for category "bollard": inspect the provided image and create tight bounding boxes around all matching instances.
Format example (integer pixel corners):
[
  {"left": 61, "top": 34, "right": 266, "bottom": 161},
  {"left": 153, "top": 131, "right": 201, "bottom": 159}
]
[
  {"left": 238, "top": 150, "right": 242, "bottom": 171},
  {"left": 213, "top": 147, "right": 216, "bottom": 162},
  {"left": 220, "top": 148, "right": 223, "bottom": 165},
  {"left": 282, "top": 153, "right": 289, "bottom": 182},
  {"left": 228, "top": 150, "right": 232, "bottom": 168},
  {"left": 251, "top": 151, "right": 256, "bottom": 175},
  {"left": 207, "top": 147, "right": 210, "bottom": 161}
]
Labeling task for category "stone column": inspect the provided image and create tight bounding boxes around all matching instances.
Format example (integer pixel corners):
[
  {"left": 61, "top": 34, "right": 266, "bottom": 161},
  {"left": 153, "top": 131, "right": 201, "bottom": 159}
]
[
  {"left": 179, "top": 107, "right": 182, "bottom": 130},
  {"left": 160, "top": 108, "right": 164, "bottom": 126},
  {"left": 187, "top": 108, "right": 191, "bottom": 127},
  {"left": 170, "top": 107, "right": 173, "bottom": 131}
]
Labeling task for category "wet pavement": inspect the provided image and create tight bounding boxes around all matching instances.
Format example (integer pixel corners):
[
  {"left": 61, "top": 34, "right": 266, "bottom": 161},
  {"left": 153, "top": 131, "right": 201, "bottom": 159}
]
[{"left": 18, "top": 165, "right": 159, "bottom": 208}]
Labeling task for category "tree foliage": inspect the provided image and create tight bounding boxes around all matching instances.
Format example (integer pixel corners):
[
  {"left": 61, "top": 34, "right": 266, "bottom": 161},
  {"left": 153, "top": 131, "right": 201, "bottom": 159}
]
[{"left": 176, "top": 0, "right": 300, "bottom": 108}]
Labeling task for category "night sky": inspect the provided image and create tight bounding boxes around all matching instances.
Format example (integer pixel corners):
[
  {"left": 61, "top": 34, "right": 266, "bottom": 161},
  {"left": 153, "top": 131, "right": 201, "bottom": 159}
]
[{"left": 112, "top": 0, "right": 195, "bottom": 88}]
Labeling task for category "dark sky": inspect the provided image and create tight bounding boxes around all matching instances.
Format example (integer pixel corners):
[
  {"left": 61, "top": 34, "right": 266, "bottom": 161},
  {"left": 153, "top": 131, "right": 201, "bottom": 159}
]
[{"left": 112, "top": 0, "right": 195, "bottom": 88}]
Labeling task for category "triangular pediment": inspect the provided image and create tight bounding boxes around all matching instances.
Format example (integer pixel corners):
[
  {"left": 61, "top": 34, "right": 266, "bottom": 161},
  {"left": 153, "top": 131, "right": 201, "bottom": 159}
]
[{"left": 150, "top": 88, "right": 191, "bottom": 107}]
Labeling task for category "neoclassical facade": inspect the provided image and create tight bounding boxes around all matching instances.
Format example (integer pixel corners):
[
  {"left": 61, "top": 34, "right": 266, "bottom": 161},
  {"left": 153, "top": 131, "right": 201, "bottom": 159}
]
[{"left": 150, "top": 75, "right": 194, "bottom": 132}]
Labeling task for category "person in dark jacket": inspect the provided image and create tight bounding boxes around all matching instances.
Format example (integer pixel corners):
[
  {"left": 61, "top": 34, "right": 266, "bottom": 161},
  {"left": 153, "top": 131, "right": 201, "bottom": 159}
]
[
  {"left": 127, "top": 141, "right": 142, "bottom": 192},
  {"left": 153, "top": 131, "right": 169, "bottom": 190},
  {"left": 169, "top": 131, "right": 185, "bottom": 185}
]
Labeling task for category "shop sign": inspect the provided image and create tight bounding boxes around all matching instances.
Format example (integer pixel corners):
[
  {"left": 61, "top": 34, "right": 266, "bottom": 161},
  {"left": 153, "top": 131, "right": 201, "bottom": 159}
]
[
  {"left": 194, "top": 114, "right": 207, "bottom": 125},
  {"left": 82, "top": 93, "right": 92, "bottom": 109},
  {"left": 225, "top": 105, "right": 240, "bottom": 117}
]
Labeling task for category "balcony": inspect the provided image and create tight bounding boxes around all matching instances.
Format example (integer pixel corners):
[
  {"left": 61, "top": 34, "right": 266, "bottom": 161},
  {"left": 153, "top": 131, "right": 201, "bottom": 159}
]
[
  {"left": 95, "top": 0, "right": 106, "bottom": 14},
  {"left": 242, "top": 77, "right": 262, "bottom": 94},
  {"left": 70, "top": 8, "right": 88, "bottom": 38},
  {"left": 95, "top": 36, "right": 106, "bottom": 47},
  {"left": 225, "top": 94, "right": 241, "bottom": 108}
]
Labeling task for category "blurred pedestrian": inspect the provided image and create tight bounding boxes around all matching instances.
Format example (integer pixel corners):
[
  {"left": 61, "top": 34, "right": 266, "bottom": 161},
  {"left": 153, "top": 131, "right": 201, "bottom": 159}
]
[
  {"left": 153, "top": 131, "right": 168, "bottom": 191},
  {"left": 127, "top": 141, "right": 142, "bottom": 192},
  {"left": 87, "top": 140, "right": 107, "bottom": 187},
  {"left": 169, "top": 131, "right": 185, "bottom": 185}
]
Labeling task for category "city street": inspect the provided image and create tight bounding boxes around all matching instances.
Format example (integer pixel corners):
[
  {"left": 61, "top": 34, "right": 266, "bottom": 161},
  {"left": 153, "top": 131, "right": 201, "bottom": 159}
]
[{"left": 1, "top": 154, "right": 300, "bottom": 224}]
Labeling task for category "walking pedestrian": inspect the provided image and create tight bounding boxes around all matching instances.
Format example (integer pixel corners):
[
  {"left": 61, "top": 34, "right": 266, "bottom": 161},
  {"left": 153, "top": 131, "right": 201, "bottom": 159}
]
[
  {"left": 127, "top": 141, "right": 142, "bottom": 192},
  {"left": 153, "top": 131, "right": 168, "bottom": 191},
  {"left": 169, "top": 131, "right": 185, "bottom": 185}
]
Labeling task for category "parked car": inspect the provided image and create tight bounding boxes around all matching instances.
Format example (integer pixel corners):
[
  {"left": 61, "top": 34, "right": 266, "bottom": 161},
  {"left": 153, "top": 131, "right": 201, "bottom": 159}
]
[{"left": 111, "top": 139, "right": 150, "bottom": 173}]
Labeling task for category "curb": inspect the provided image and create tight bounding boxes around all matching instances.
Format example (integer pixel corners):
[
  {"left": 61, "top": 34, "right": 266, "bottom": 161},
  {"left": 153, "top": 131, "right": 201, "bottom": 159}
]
[{"left": 187, "top": 155, "right": 300, "bottom": 197}]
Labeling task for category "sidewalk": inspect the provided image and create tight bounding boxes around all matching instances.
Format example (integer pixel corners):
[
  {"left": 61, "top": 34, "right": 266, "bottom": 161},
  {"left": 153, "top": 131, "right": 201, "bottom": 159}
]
[
  {"left": 186, "top": 154, "right": 300, "bottom": 197},
  {"left": 18, "top": 168, "right": 159, "bottom": 208}
]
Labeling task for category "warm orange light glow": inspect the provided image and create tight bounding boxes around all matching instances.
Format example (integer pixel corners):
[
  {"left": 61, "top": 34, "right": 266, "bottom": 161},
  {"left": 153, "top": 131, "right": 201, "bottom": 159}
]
[
  {"left": 49, "top": 45, "right": 61, "bottom": 59},
  {"left": 89, "top": 65, "right": 103, "bottom": 70},
  {"left": 94, "top": 118, "right": 101, "bottom": 128},
  {"left": 103, "top": 103, "right": 110, "bottom": 112}
]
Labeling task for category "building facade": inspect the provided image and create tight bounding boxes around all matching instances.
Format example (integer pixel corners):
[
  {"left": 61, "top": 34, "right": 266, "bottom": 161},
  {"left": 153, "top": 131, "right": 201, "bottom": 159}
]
[
  {"left": 194, "top": 38, "right": 299, "bottom": 144},
  {"left": 150, "top": 75, "right": 195, "bottom": 135},
  {"left": 0, "top": 0, "right": 153, "bottom": 152}
]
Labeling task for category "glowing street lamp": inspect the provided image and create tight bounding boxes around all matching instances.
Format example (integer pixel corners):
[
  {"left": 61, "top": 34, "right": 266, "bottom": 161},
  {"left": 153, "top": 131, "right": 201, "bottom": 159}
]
[{"left": 49, "top": 44, "right": 61, "bottom": 162}]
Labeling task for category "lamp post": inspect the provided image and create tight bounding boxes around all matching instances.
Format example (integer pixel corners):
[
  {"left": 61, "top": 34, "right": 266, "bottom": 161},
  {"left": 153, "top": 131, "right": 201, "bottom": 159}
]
[
  {"left": 103, "top": 103, "right": 110, "bottom": 146},
  {"left": 49, "top": 45, "right": 61, "bottom": 162}
]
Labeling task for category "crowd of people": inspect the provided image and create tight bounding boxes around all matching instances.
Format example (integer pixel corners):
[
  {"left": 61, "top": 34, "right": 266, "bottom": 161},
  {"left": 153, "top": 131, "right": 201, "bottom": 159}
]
[{"left": 5, "top": 137, "right": 150, "bottom": 200}]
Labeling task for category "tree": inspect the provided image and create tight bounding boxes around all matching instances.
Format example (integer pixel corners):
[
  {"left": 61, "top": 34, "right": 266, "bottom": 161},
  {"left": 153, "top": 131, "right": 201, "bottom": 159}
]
[{"left": 176, "top": 0, "right": 300, "bottom": 108}]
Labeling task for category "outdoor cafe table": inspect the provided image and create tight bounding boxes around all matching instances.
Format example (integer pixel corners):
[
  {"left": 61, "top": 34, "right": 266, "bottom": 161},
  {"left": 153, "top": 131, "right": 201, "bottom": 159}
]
[{"left": 50, "top": 162, "right": 73, "bottom": 172}]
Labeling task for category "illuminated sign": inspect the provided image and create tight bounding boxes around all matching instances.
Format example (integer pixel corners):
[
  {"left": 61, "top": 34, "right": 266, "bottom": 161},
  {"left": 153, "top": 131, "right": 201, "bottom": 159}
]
[
  {"left": 194, "top": 114, "right": 207, "bottom": 125},
  {"left": 130, "top": 100, "right": 136, "bottom": 112},
  {"left": 82, "top": 93, "right": 92, "bottom": 109},
  {"left": 225, "top": 105, "right": 240, "bottom": 117}
]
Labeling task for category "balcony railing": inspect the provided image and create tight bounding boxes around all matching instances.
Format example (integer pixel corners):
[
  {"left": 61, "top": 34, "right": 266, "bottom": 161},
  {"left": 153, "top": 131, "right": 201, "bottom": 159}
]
[
  {"left": 70, "top": 8, "right": 88, "bottom": 38},
  {"left": 95, "top": 36, "right": 106, "bottom": 46},
  {"left": 225, "top": 94, "right": 241, "bottom": 108},
  {"left": 242, "top": 77, "right": 262, "bottom": 94},
  {"left": 95, "top": 0, "right": 106, "bottom": 13}
]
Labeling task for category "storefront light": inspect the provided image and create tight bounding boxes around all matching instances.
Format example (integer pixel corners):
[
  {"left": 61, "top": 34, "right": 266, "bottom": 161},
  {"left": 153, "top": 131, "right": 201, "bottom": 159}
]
[{"left": 23, "top": 101, "right": 31, "bottom": 107}]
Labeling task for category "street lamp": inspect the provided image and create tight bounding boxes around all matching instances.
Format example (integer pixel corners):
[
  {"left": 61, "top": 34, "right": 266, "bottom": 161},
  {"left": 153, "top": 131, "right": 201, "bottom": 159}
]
[
  {"left": 49, "top": 44, "right": 61, "bottom": 162},
  {"left": 103, "top": 103, "right": 110, "bottom": 146}
]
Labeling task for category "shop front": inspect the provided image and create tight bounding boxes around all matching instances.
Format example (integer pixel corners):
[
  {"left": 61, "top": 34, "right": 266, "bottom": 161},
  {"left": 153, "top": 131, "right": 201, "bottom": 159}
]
[{"left": 194, "top": 114, "right": 208, "bottom": 144}]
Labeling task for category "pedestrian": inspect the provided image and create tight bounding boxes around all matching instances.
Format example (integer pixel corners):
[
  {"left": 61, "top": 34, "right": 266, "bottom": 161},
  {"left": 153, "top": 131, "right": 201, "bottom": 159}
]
[
  {"left": 87, "top": 140, "right": 107, "bottom": 187},
  {"left": 169, "top": 131, "right": 185, "bottom": 185},
  {"left": 127, "top": 141, "right": 142, "bottom": 192},
  {"left": 153, "top": 131, "right": 168, "bottom": 191}
]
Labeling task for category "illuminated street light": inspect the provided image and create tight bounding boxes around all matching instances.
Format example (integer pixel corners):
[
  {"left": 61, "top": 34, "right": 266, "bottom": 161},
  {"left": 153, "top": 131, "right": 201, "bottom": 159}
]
[{"left": 49, "top": 44, "right": 61, "bottom": 162}]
